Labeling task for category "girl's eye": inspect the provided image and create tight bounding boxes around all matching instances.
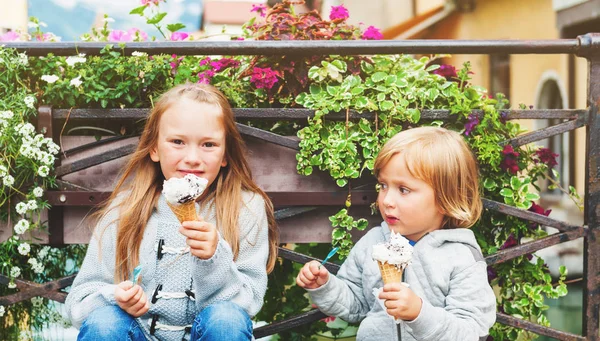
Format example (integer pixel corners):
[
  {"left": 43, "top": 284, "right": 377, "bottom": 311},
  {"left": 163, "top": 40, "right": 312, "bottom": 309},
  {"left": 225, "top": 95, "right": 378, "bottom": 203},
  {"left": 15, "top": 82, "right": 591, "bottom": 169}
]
[
  {"left": 172, "top": 139, "right": 184, "bottom": 145},
  {"left": 203, "top": 142, "right": 215, "bottom": 148}
]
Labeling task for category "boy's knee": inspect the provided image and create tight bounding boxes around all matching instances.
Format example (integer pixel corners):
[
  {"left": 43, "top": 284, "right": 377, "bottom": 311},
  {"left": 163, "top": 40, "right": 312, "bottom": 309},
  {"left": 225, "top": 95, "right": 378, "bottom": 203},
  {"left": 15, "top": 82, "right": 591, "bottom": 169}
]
[
  {"left": 79, "top": 305, "right": 137, "bottom": 340},
  {"left": 193, "top": 302, "right": 252, "bottom": 340}
]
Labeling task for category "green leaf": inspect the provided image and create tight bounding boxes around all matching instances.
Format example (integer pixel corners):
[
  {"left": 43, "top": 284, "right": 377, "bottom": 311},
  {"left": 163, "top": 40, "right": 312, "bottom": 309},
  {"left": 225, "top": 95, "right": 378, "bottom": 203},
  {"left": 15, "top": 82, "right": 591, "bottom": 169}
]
[
  {"left": 166, "top": 23, "right": 186, "bottom": 32},
  {"left": 483, "top": 178, "right": 497, "bottom": 190},
  {"left": 309, "top": 84, "right": 322, "bottom": 95},
  {"left": 510, "top": 176, "right": 521, "bottom": 190},
  {"left": 371, "top": 72, "right": 387, "bottom": 83},
  {"left": 355, "top": 96, "right": 368, "bottom": 108},
  {"left": 336, "top": 178, "right": 348, "bottom": 187},
  {"left": 525, "top": 192, "right": 540, "bottom": 201},
  {"left": 147, "top": 12, "right": 168, "bottom": 25},
  {"left": 500, "top": 188, "right": 514, "bottom": 197},
  {"left": 129, "top": 5, "right": 147, "bottom": 15},
  {"left": 379, "top": 100, "right": 394, "bottom": 111},
  {"left": 332, "top": 228, "right": 345, "bottom": 240}
]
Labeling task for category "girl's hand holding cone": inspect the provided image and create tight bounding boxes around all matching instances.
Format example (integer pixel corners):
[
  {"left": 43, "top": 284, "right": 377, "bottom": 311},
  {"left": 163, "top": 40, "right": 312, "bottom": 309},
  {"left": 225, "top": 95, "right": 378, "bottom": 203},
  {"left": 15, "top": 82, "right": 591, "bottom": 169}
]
[
  {"left": 115, "top": 281, "right": 150, "bottom": 317},
  {"left": 378, "top": 283, "right": 422, "bottom": 321},
  {"left": 180, "top": 216, "right": 218, "bottom": 259},
  {"left": 296, "top": 260, "right": 330, "bottom": 289}
]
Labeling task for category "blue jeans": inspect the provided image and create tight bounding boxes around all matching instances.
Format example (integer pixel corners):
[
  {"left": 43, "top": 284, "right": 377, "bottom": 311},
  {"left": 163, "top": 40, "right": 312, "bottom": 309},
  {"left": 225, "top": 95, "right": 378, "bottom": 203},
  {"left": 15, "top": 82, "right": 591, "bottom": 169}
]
[
  {"left": 191, "top": 301, "right": 253, "bottom": 341},
  {"left": 78, "top": 305, "right": 147, "bottom": 341}
]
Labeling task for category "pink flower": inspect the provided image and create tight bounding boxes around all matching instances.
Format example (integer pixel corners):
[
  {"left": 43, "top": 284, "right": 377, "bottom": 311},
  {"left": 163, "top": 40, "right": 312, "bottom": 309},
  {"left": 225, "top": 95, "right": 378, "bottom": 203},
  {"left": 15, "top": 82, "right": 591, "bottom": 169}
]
[
  {"left": 199, "top": 57, "right": 212, "bottom": 66},
  {"left": 210, "top": 58, "right": 240, "bottom": 72},
  {"left": 0, "top": 31, "right": 21, "bottom": 42},
  {"left": 141, "top": 0, "right": 161, "bottom": 6},
  {"left": 362, "top": 26, "right": 383, "bottom": 40},
  {"left": 250, "top": 67, "right": 279, "bottom": 89},
  {"left": 198, "top": 70, "right": 215, "bottom": 84},
  {"left": 127, "top": 28, "right": 148, "bottom": 42},
  {"left": 329, "top": 5, "right": 349, "bottom": 21},
  {"left": 108, "top": 30, "right": 132, "bottom": 42},
  {"left": 170, "top": 31, "right": 189, "bottom": 41},
  {"left": 251, "top": 4, "right": 267, "bottom": 17}
]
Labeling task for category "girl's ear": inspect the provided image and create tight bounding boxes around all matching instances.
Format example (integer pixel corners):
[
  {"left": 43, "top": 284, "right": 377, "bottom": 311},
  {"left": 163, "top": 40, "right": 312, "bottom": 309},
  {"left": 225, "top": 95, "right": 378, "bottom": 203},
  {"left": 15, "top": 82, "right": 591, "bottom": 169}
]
[
  {"left": 150, "top": 147, "right": 159, "bottom": 162},
  {"left": 221, "top": 156, "right": 227, "bottom": 168}
]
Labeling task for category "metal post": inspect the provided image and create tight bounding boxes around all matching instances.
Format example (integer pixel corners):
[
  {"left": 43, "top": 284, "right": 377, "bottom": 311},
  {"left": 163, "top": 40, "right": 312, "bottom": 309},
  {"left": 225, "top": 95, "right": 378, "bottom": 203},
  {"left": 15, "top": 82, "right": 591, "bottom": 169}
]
[{"left": 579, "top": 33, "right": 600, "bottom": 341}]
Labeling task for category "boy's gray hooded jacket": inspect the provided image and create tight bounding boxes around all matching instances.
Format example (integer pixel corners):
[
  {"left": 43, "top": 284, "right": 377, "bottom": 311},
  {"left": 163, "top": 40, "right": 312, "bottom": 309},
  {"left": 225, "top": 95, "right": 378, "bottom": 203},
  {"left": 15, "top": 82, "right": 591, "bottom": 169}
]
[{"left": 308, "top": 222, "right": 496, "bottom": 341}]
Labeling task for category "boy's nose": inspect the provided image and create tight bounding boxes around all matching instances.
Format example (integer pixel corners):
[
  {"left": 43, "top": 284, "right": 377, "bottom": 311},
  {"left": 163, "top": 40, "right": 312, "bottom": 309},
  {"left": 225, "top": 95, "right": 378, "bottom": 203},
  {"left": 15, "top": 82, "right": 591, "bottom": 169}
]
[{"left": 382, "top": 192, "right": 396, "bottom": 208}]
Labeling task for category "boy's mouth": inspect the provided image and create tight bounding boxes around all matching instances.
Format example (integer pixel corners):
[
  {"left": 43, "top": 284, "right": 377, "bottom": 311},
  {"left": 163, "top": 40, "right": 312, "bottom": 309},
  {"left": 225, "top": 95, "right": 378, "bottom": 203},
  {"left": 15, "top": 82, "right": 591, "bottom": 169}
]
[{"left": 384, "top": 214, "right": 399, "bottom": 224}]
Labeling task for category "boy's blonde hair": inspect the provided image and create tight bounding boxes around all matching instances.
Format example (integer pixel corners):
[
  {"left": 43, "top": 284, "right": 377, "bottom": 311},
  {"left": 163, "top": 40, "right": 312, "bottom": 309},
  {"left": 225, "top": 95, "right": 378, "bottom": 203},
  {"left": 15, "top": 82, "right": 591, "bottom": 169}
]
[
  {"left": 98, "top": 83, "right": 278, "bottom": 282},
  {"left": 373, "top": 126, "right": 482, "bottom": 229}
]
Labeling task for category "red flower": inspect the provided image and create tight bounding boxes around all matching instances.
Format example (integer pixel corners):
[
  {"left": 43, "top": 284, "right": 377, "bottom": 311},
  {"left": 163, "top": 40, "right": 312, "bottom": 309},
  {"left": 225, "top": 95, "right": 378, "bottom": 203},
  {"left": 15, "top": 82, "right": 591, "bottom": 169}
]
[
  {"left": 500, "top": 234, "right": 518, "bottom": 249},
  {"left": 499, "top": 145, "right": 519, "bottom": 174},
  {"left": 433, "top": 64, "right": 457, "bottom": 80},
  {"left": 534, "top": 148, "right": 559, "bottom": 168}
]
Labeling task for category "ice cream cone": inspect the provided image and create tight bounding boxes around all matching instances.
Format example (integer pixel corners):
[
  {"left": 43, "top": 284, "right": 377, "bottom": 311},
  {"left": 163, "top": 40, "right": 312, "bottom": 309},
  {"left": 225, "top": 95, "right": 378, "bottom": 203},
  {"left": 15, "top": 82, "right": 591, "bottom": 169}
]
[
  {"left": 167, "top": 201, "right": 198, "bottom": 223},
  {"left": 377, "top": 261, "right": 403, "bottom": 285}
]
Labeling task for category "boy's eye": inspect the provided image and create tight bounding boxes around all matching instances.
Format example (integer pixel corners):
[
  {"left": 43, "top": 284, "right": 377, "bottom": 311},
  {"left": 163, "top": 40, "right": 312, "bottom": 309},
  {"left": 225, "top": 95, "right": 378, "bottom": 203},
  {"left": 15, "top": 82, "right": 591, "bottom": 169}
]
[
  {"left": 400, "top": 187, "right": 410, "bottom": 194},
  {"left": 376, "top": 183, "right": 387, "bottom": 191}
]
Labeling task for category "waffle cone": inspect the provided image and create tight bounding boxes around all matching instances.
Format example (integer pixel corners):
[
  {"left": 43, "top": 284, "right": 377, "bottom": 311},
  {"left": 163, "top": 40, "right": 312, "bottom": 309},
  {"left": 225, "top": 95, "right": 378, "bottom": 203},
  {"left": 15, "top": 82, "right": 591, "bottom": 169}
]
[
  {"left": 167, "top": 201, "right": 198, "bottom": 223},
  {"left": 377, "top": 261, "right": 403, "bottom": 285}
]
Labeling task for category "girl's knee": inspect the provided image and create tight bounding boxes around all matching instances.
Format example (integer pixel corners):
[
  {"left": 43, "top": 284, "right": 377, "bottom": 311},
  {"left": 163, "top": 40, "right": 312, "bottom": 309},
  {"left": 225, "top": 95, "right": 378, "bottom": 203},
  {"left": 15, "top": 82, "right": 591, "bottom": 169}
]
[
  {"left": 192, "top": 302, "right": 252, "bottom": 340},
  {"left": 79, "top": 305, "right": 140, "bottom": 340}
]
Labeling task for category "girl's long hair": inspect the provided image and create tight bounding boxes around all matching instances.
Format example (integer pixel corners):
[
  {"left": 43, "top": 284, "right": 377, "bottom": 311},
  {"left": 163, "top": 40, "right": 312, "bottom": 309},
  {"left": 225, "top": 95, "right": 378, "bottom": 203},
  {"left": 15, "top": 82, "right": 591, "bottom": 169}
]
[{"left": 96, "top": 83, "right": 278, "bottom": 283}]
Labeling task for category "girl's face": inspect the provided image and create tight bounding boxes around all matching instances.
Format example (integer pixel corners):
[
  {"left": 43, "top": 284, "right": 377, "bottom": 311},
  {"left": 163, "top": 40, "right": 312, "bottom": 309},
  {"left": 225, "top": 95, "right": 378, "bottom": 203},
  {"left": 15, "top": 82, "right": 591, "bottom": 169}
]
[
  {"left": 377, "top": 153, "right": 445, "bottom": 241},
  {"left": 150, "top": 98, "right": 227, "bottom": 187}
]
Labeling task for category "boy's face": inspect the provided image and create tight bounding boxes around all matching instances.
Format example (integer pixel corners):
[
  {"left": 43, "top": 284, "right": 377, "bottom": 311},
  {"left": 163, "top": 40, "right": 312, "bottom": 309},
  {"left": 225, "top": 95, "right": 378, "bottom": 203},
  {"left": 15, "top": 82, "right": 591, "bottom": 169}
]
[
  {"left": 150, "top": 98, "right": 227, "bottom": 188},
  {"left": 377, "top": 153, "right": 445, "bottom": 241}
]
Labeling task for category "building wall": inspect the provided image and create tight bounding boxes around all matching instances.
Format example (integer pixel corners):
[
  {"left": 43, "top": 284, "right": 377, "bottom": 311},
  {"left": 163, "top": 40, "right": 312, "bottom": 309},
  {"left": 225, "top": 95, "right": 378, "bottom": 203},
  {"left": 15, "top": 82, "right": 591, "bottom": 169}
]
[{"left": 0, "top": 0, "right": 28, "bottom": 32}]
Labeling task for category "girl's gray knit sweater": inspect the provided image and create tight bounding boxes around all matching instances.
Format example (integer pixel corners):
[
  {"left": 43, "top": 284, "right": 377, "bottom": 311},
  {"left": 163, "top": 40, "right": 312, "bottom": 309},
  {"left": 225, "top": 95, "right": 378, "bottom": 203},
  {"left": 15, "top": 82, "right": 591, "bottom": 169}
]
[
  {"left": 307, "top": 222, "right": 496, "bottom": 341},
  {"left": 65, "top": 191, "right": 270, "bottom": 341}
]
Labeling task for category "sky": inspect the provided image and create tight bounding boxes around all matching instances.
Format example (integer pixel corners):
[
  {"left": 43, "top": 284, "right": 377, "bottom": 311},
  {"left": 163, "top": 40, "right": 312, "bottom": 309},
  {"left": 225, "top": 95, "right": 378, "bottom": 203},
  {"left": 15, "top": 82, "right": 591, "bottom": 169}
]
[{"left": 28, "top": 0, "right": 203, "bottom": 41}]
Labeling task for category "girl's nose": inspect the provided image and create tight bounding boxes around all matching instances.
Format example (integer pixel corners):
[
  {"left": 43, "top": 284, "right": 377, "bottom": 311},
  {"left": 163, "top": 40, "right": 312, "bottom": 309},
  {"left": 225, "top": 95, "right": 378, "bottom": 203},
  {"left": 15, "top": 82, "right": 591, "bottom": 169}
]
[{"left": 184, "top": 148, "right": 202, "bottom": 165}]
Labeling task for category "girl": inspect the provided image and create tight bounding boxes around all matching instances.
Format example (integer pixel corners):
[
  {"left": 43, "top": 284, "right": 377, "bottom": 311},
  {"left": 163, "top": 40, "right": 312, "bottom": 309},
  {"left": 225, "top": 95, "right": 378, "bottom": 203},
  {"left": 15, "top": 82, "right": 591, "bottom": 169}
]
[
  {"left": 65, "top": 83, "right": 279, "bottom": 341},
  {"left": 297, "top": 127, "right": 496, "bottom": 340}
]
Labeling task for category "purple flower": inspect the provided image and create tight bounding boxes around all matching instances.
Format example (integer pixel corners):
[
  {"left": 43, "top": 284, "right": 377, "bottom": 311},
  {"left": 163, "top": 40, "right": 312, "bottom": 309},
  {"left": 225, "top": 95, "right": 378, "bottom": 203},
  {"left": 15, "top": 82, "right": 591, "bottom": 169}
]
[
  {"left": 210, "top": 58, "right": 240, "bottom": 72},
  {"left": 500, "top": 145, "right": 519, "bottom": 174},
  {"left": 534, "top": 148, "right": 559, "bottom": 168},
  {"left": 487, "top": 266, "right": 497, "bottom": 282},
  {"left": 433, "top": 64, "right": 458, "bottom": 80},
  {"left": 500, "top": 234, "right": 518, "bottom": 250},
  {"left": 499, "top": 111, "right": 509, "bottom": 124},
  {"left": 108, "top": 30, "right": 132, "bottom": 42},
  {"left": 250, "top": 67, "right": 279, "bottom": 90},
  {"left": 362, "top": 26, "right": 383, "bottom": 40},
  {"left": 329, "top": 5, "right": 349, "bottom": 21},
  {"left": 170, "top": 31, "right": 189, "bottom": 41},
  {"left": 127, "top": 28, "right": 148, "bottom": 41},
  {"left": 464, "top": 114, "right": 479, "bottom": 136},
  {"left": 199, "top": 57, "right": 212, "bottom": 67},
  {"left": 198, "top": 69, "right": 215, "bottom": 84},
  {"left": 0, "top": 31, "right": 20, "bottom": 41},
  {"left": 251, "top": 4, "right": 267, "bottom": 17}
]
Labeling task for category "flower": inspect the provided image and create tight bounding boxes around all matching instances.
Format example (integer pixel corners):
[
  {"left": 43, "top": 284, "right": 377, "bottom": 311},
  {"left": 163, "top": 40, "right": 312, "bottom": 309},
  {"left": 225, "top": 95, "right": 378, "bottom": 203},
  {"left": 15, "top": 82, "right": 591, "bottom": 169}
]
[
  {"left": 18, "top": 243, "right": 30, "bottom": 256},
  {"left": 128, "top": 28, "right": 148, "bottom": 42},
  {"left": 499, "top": 145, "right": 520, "bottom": 174},
  {"left": 329, "top": 5, "right": 349, "bottom": 21},
  {"left": 31, "top": 297, "right": 43, "bottom": 308},
  {"left": 210, "top": 58, "right": 240, "bottom": 72},
  {"left": 250, "top": 67, "right": 279, "bottom": 89},
  {"left": 500, "top": 234, "right": 518, "bottom": 249},
  {"left": 464, "top": 114, "right": 479, "bottom": 136},
  {"left": 362, "top": 26, "right": 383, "bottom": 40},
  {"left": 534, "top": 147, "right": 559, "bottom": 168},
  {"left": 3, "top": 175, "right": 14, "bottom": 187},
  {"left": 24, "top": 95, "right": 36, "bottom": 109},
  {"left": 15, "top": 203, "right": 28, "bottom": 215},
  {"left": 170, "top": 31, "right": 189, "bottom": 41},
  {"left": 70, "top": 76, "right": 83, "bottom": 87},
  {"left": 65, "top": 54, "right": 86, "bottom": 67},
  {"left": 14, "top": 219, "right": 30, "bottom": 235},
  {"left": 0, "top": 31, "right": 21, "bottom": 42},
  {"left": 27, "top": 200, "right": 38, "bottom": 210},
  {"left": 33, "top": 187, "right": 44, "bottom": 197},
  {"left": 141, "top": 0, "right": 162, "bottom": 6},
  {"left": 8, "top": 282, "right": 16, "bottom": 289},
  {"left": 197, "top": 69, "right": 215, "bottom": 84},
  {"left": 41, "top": 75, "right": 59, "bottom": 83},
  {"left": 433, "top": 64, "right": 458, "bottom": 80},
  {"left": 0, "top": 305, "right": 4, "bottom": 317},
  {"left": 251, "top": 4, "right": 267, "bottom": 17},
  {"left": 132, "top": 51, "right": 147, "bottom": 57},
  {"left": 38, "top": 165, "right": 49, "bottom": 177},
  {"left": 108, "top": 30, "right": 131, "bottom": 42},
  {"left": 38, "top": 246, "right": 50, "bottom": 259},
  {"left": 10, "top": 266, "right": 21, "bottom": 278}
]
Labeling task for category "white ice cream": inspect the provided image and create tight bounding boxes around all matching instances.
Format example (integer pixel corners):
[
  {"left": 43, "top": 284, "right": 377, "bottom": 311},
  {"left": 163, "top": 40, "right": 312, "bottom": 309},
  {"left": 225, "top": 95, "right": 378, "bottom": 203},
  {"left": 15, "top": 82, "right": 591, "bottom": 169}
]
[
  {"left": 372, "top": 231, "right": 413, "bottom": 270},
  {"left": 162, "top": 174, "right": 209, "bottom": 205}
]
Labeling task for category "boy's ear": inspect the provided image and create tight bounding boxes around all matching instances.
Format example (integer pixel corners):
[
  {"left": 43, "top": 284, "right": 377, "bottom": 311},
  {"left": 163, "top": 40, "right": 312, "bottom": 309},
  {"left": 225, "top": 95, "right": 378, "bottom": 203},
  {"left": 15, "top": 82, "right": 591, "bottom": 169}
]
[{"left": 150, "top": 147, "right": 159, "bottom": 162}]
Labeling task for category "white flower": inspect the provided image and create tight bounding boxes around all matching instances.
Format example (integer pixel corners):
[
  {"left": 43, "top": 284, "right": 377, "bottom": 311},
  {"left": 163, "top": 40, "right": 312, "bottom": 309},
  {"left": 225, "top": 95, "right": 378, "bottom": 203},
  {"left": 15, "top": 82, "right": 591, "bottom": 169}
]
[
  {"left": 16, "top": 123, "right": 35, "bottom": 136},
  {"left": 19, "top": 54, "right": 28, "bottom": 66},
  {"left": 41, "top": 75, "right": 59, "bottom": 83},
  {"left": 27, "top": 258, "right": 38, "bottom": 266},
  {"left": 32, "top": 262, "right": 44, "bottom": 274},
  {"left": 15, "top": 202, "right": 28, "bottom": 215},
  {"left": 41, "top": 152, "right": 55, "bottom": 165},
  {"left": 33, "top": 187, "right": 44, "bottom": 197},
  {"left": 3, "top": 175, "right": 14, "bottom": 187},
  {"left": 26, "top": 200, "right": 38, "bottom": 210},
  {"left": 38, "top": 246, "right": 50, "bottom": 259},
  {"left": 8, "top": 282, "right": 16, "bottom": 289},
  {"left": 132, "top": 51, "right": 147, "bottom": 57},
  {"left": 18, "top": 330, "right": 31, "bottom": 341},
  {"left": 70, "top": 76, "right": 83, "bottom": 87},
  {"left": 103, "top": 17, "right": 115, "bottom": 23},
  {"left": 31, "top": 297, "right": 43, "bottom": 307},
  {"left": 14, "top": 219, "right": 30, "bottom": 234},
  {"left": 24, "top": 95, "right": 36, "bottom": 109},
  {"left": 0, "top": 165, "right": 7, "bottom": 177},
  {"left": 66, "top": 54, "right": 86, "bottom": 67},
  {"left": 10, "top": 266, "right": 21, "bottom": 278},
  {"left": 18, "top": 243, "right": 30, "bottom": 256},
  {"left": 0, "top": 305, "right": 4, "bottom": 317},
  {"left": 38, "top": 165, "right": 49, "bottom": 177},
  {"left": 0, "top": 110, "right": 13, "bottom": 119}
]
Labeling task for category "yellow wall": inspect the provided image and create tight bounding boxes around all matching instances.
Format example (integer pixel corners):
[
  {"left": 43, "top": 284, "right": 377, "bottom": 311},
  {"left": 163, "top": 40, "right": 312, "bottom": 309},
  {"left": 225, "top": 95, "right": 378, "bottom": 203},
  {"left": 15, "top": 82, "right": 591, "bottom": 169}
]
[{"left": 0, "top": 0, "right": 27, "bottom": 32}]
